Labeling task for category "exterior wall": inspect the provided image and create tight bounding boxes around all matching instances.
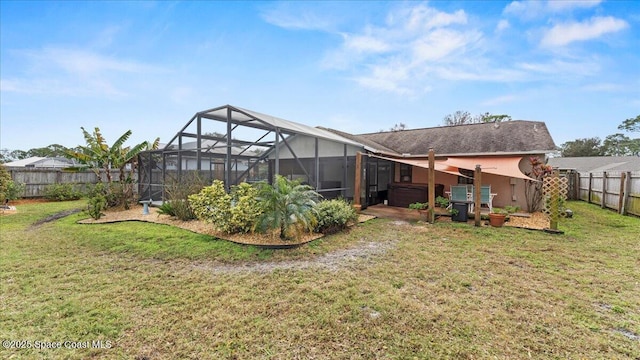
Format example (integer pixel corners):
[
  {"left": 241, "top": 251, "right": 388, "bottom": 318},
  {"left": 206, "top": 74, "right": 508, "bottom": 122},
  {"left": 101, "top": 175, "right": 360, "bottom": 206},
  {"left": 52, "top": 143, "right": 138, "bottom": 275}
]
[{"left": 269, "top": 135, "right": 362, "bottom": 159}]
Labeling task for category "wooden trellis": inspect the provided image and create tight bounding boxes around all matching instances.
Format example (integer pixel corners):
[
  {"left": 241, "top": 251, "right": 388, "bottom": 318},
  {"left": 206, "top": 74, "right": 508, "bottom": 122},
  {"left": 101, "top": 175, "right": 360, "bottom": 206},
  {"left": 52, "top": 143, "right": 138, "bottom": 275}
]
[{"left": 542, "top": 172, "right": 568, "bottom": 230}]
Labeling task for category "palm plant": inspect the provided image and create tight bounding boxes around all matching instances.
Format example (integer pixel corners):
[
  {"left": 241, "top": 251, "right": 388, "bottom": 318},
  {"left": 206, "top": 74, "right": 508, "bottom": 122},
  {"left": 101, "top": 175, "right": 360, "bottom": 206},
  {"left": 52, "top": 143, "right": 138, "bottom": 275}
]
[{"left": 254, "top": 175, "right": 321, "bottom": 240}]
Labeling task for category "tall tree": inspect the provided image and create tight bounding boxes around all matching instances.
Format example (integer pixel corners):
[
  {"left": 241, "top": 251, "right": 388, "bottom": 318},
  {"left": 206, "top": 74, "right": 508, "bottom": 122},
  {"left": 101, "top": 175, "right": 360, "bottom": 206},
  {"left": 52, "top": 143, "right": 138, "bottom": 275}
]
[
  {"left": 618, "top": 114, "right": 640, "bottom": 133},
  {"left": 26, "top": 144, "right": 69, "bottom": 158},
  {"left": 443, "top": 111, "right": 473, "bottom": 126},
  {"left": 444, "top": 111, "right": 512, "bottom": 126},
  {"left": 560, "top": 137, "right": 604, "bottom": 157},
  {"left": 601, "top": 133, "right": 640, "bottom": 156}
]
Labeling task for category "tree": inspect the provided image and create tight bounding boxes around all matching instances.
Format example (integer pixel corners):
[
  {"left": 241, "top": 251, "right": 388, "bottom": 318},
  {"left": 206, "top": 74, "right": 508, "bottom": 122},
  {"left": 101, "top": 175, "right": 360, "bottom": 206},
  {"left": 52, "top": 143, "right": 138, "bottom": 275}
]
[
  {"left": 602, "top": 133, "right": 640, "bottom": 156},
  {"left": 24, "top": 144, "right": 69, "bottom": 158},
  {"left": 389, "top": 123, "right": 406, "bottom": 131},
  {"left": 443, "top": 111, "right": 473, "bottom": 126},
  {"left": 560, "top": 137, "right": 603, "bottom": 157},
  {"left": 66, "top": 127, "right": 151, "bottom": 209},
  {"left": 618, "top": 115, "right": 640, "bottom": 133},
  {"left": 254, "top": 175, "right": 320, "bottom": 240},
  {"left": 476, "top": 113, "right": 512, "bottom": 123},
  {"left": 9, "top": 150, "right": 28, "bottom": 161},
  {"left": 444, "top": 111, "right": 512, "bottom": 126},
  {"left": 524, "top": 157, "right": 553, "bottom": 212}
]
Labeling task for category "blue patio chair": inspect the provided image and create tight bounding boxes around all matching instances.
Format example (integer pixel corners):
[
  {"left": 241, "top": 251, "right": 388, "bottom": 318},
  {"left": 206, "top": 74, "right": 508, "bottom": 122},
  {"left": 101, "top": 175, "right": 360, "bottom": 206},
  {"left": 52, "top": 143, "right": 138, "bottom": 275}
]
[
  {"left": 448, "top": 185, "right": 469, "bottom": 209},
  {"left": 467, "top": 185, "right": 495, "bottom": 213}
]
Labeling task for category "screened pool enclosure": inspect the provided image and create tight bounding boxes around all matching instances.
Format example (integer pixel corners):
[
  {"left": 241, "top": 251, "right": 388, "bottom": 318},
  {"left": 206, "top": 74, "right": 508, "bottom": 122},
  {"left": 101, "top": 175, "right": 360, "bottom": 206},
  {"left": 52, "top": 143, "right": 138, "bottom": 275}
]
[{"left": 138, "top": 105, "right": 365, "bottom": 202}]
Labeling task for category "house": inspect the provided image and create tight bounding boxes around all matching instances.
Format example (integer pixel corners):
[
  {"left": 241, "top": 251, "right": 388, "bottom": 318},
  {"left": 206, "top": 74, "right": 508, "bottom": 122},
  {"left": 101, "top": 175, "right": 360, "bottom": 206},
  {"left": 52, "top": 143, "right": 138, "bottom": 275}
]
[
  {"left": 4, "top": 156, "right": 79, "bottom": 169},
  {"left": 138, "top": 105, "right": 557, "bottom": 211},
  {"left": 548, "top": 156, "right": 640, "bottom": 173}
]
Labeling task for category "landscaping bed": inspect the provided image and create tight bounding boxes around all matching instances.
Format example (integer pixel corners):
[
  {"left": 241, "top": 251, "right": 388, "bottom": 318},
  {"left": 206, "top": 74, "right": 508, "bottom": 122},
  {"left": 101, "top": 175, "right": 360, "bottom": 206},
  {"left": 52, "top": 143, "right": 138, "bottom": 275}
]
[{"left": 78, "top": 205, "right": 375, "bottom": 247}]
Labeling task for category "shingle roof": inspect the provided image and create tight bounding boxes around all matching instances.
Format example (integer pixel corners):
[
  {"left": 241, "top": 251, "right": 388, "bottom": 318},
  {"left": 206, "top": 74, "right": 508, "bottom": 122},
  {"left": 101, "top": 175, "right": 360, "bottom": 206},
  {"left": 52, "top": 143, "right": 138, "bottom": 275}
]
[
  {"left": 548, "top": 156, "right": 640, "bottom": 172},
  {"left": 347, "top": 120, "right": 556, "bottom": 156},
  {"left": 317, "top": 127, "right": 399, "bottom": 154}
]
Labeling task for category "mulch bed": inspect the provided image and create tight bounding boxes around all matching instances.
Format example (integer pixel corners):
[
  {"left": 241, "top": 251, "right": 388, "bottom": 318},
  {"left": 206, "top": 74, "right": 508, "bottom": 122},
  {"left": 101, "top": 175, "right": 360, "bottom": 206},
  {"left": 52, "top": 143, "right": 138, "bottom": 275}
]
[{"left": 77, "top": 205, "right": 376, "bottom": 247}]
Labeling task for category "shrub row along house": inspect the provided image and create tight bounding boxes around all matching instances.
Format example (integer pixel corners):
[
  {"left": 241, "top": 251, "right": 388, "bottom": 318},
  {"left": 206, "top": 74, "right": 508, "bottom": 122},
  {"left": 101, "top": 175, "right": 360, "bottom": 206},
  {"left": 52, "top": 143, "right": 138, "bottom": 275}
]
[{"left": 138, "top": 105, "right": 556, "bottom": 211}]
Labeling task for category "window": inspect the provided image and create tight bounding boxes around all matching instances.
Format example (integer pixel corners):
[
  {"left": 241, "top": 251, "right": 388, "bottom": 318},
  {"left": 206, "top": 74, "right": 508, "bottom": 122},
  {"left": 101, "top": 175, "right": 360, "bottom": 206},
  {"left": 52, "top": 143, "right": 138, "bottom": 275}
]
[
  {"left": 400, "top": 164, "right": 412, "bottom": 182},
  {"left": 458, "top": 169, "right": 474, "bottom": 184}
]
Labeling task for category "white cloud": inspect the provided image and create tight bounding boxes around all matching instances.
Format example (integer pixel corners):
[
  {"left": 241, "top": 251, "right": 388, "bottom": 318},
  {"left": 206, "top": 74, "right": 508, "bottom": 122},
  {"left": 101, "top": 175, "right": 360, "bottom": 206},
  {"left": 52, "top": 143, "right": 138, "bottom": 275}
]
[
  {"left": 541, "top": 16, "right": 629, "bottom": 47},
  {"left": 2, "top": 47, "right": 162, "bottom": 97},
  {"left": 317, "top": 4, "right": 491, "bottom": 95},
  {"left": 546, "top": 0, "right": 602, "bottom": 12},
  {"left": 411, "top": 29, "right": 480, "bottom": 62},
  {"left": 344, "top": 34, "right": 391, "bottom": 53},
  {"left": 503, "top": 0, "right": 546, "bottom": 20},
  {"left": 261, "top": 4, "right": 335, "bottom": 31},
  {"left": 517, "top": 58, "right": 600, "bottom": 77},
  {"left": 503, "top": 0, "right": 603, "bottom": 19},
  {"left": 399, "top": 5, "right": 468, "bottom": 31},
  {"left": 496, "top": 19, "right": 510, "bottom": 32}
]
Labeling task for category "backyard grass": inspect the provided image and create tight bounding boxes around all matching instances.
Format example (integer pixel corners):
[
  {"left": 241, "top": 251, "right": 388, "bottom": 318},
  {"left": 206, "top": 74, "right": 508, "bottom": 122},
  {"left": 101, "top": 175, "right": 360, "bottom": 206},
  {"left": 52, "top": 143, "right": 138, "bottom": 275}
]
[{"left": 1, "top": 200, "right": 638, "bottom": 359}]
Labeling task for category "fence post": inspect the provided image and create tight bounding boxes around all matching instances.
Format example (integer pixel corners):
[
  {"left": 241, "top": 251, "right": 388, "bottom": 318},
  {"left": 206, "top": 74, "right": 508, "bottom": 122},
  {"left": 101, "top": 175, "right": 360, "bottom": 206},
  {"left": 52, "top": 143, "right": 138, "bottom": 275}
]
[
  {"left": 618, "top": 172, "right": 626, "bottom": 214},
  {"left": 621, "top": 171, "right": 631, "bottom": 216},
  {"left": 588, "top": 173, "right": 593, "bottom": 204},
  {"left": 574, "top": 171, "right": 580, "bottom": 200},
  {"left": 601, "top": 171, "right": 607, "bottom": 209}
]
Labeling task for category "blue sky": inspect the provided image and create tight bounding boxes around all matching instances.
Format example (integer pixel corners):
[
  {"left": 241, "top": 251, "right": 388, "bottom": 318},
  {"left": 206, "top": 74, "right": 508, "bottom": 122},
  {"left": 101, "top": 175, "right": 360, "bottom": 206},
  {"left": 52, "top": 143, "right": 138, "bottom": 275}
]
[{"left": 1, "top": 0, "right": 639, "bottom": 152}]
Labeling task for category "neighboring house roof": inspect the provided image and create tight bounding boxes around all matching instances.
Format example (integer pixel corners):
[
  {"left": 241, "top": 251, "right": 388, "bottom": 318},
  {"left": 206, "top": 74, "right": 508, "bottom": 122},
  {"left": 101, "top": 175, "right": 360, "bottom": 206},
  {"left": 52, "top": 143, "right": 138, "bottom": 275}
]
[
  {"left": 345, "top": 121, "right": 556, "bottom": 156},
  {"left": 548, "top": 156, "right": 640, "bottom": 172},
  {"left": 4, "top": 156, "right": 79, "bottom": 168}
]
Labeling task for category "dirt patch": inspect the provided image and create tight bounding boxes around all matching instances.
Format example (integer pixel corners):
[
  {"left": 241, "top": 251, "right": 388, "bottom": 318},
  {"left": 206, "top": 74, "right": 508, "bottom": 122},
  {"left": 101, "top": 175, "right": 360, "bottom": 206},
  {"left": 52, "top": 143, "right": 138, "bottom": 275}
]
[
  {"left": 31, "top": 208, "right": 83, "bottom": 227},
  {"left": 78, "top": 205, "right": 375, "bottom": 247},
  {"left": 10, "top": 198, "right": 50, "bottom": 205},
  {"left": 191, "top": 239, "right": 398, "bottom": 274}
]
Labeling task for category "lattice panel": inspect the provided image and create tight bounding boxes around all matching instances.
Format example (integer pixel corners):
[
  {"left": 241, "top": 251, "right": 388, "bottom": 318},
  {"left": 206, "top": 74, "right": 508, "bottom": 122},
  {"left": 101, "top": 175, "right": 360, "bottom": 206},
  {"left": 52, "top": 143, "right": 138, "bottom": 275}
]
[{"left": 542, "top": 176, "right": 568, "bottom": 225}]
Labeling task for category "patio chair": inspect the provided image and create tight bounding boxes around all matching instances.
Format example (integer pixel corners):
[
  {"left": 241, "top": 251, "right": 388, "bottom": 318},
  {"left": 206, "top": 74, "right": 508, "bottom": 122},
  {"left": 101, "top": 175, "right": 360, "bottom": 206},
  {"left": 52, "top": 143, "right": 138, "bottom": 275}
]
[
  {"left": 467, "top": 185, "right": 495, "bottom": 213},
  {"left": 480, "top": 185, "right": 494, "bottom": 213},
  {"left": 448, "top": 185, "right": 469, "bottom": 209}
]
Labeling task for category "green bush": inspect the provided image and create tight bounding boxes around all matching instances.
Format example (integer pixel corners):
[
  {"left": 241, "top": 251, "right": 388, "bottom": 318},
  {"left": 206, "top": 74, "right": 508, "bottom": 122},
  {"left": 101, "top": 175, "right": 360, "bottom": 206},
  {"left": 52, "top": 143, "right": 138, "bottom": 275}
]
[
  {"left": 86, "top": 194, "right": 107, "bottom": 220},
  {"left": 189, "top": 180, "right": 262, "bottom": 234},
  {"left": 436, "top": 196, "right": 450, "bottom": 208},
  {"left": 44, "top": 183, "right": 84, "bottom": 201},
  {"left": 314, "top": 199, "right": 358, "bottom": 235},
  {"left": 254, "top": 176, "right": 320, "bottom": 240},
  {"left": 156, "top": 202, "right": 176, "bottom": 217},
  {"left": 0, "top": 164, "right": 24, "bottom": 203}
]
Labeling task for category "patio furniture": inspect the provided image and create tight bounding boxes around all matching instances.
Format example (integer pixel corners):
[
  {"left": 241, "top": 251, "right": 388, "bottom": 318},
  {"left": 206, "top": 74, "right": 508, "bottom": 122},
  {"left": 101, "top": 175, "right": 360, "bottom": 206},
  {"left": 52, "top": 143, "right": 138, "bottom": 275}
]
[
  {"left": 467, "top": 186, "right": 496, "bottom": 213},
  {"left": 447, "top": 185, "right": 473, "bottom": 215}
]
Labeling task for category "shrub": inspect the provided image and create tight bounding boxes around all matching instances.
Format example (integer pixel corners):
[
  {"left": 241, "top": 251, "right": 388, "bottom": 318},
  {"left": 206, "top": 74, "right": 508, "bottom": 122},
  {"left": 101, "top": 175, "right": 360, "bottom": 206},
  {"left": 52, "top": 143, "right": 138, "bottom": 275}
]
[
  {"left": 86, "top": 194, "right": 107, "bottom": 220},
  {"left": 163, "top": 172, "right": 207, "bottom": 221},
  {"left": 408, "top": 202, "right": 429, "bottom": 210},
  {"left": 156, "top": 202, "right": 176, "bottom": 217},
  {"left": 314, "top": 199, "right": 358, "bottom": 235},
  {"left": 44, "top": 183, "right": 84, "bottom": 201},
  {"left": 436, "top": 196, "right": 450, "bottom": 208},
  {"left": 0, "top": 164, "right": 24, "bottom": 203},
  {"left": 189, "top": 180, "right": 262, "bottom": 234},
  {"left": 254, "top": 175, "right": 320, "bottom": 240}
]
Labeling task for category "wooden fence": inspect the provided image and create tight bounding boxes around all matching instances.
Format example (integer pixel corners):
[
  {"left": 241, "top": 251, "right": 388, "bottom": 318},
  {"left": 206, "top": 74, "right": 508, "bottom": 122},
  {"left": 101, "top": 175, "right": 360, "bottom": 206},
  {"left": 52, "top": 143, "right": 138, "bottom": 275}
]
[
  {"left": 566, "top": 170, "right": 640, "bottom": 217},
  {"left": 8, "top": 168, "right": 128, "bottom": 198}
]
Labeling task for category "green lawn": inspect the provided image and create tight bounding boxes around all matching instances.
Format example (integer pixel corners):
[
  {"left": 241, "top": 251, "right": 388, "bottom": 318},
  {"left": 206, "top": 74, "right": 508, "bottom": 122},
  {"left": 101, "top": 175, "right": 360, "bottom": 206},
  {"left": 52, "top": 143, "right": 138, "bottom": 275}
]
[{"left": 1, "top": 200, "right": 638, "bottom": 359}]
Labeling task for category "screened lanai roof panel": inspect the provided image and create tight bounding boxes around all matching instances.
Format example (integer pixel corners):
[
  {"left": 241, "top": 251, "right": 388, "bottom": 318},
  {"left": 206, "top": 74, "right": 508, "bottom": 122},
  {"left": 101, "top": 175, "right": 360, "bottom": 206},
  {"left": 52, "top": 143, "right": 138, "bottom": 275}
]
[{"left": 198, "top": 105, "right": 364, "bottom": 147}]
